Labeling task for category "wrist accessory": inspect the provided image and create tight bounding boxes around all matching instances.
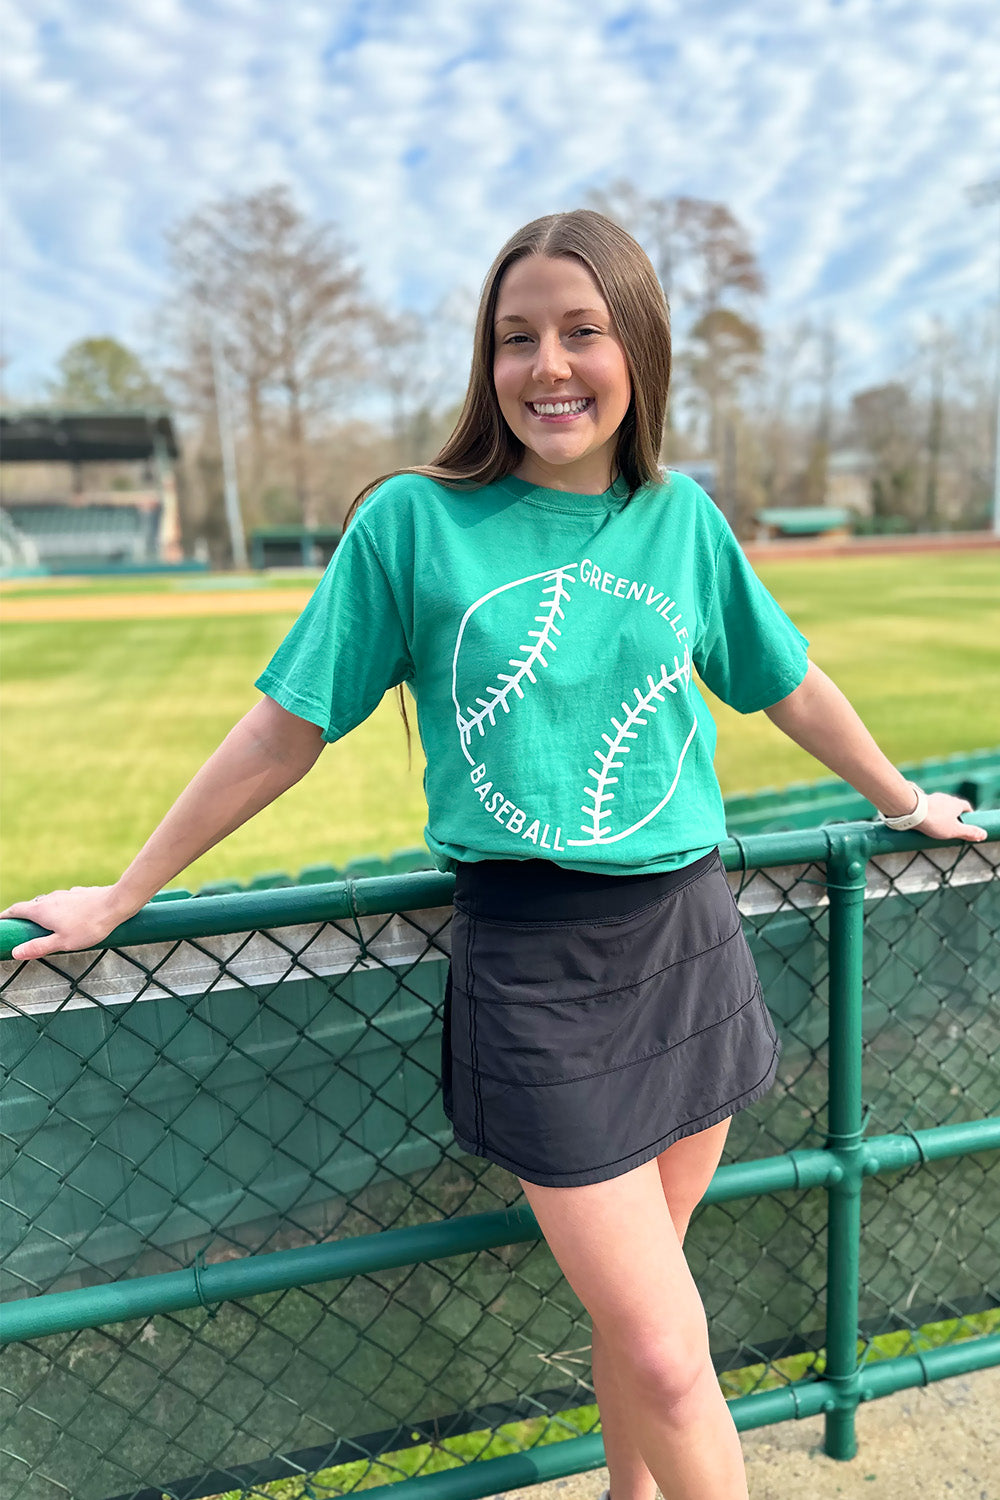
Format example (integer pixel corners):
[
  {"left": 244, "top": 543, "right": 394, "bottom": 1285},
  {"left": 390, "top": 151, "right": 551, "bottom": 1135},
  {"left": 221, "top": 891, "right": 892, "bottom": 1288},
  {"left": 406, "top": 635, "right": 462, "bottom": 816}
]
[{"left": 877, "top": 782, "right": 929, "bottom": 831}]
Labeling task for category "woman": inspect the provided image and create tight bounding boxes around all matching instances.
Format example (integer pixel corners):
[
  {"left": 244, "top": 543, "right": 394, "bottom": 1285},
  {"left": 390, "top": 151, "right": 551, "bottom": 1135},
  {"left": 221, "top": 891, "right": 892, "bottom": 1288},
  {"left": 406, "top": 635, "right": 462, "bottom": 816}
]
[{"left": 3, "top": 210, "right": 985, "bottom": 1500}]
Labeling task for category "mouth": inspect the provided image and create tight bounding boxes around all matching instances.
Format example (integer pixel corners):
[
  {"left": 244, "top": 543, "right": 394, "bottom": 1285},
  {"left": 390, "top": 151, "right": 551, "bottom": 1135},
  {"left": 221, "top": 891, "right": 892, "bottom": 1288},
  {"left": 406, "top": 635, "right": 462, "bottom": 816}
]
[{"left": 526, "top": 396, "right": 595, "bottom": 422}]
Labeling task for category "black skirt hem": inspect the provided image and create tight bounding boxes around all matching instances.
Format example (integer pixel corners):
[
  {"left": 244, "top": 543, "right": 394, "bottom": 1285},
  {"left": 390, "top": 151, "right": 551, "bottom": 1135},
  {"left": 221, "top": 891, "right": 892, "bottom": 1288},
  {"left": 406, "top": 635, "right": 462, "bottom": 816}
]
[{"left": 449, "top": 1035, "right": 781, "bottom": 1189}]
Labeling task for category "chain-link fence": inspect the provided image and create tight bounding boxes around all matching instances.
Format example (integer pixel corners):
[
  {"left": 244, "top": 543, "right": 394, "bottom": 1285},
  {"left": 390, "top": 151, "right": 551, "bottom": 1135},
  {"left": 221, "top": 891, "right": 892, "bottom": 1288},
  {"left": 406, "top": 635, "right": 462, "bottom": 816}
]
[{"left": 2, "top": 817, "right": 999, "bottom": 1500}]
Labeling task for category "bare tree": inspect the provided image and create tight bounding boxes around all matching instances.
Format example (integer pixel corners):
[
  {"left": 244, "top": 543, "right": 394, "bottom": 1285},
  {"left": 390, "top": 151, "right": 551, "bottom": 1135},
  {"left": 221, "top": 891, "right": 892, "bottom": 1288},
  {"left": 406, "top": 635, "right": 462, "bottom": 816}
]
[
  {"left": 679, "top": 199, "right": 765, "bottom": 315},
  {"left": 164, "top": 184, "right": 370, "bottom": 530},
  {"left": 676, "top": 202, "right": 765, "bottom": 462},
  {"left": 364, "top": 308, "right": 438, "bottom": 468},
  {"left": 796, "top": 318, "right": 840, "bottom": 508},
  {"left": 941, "top": 310, "right": 996, "bottom": 526},
  {"left": 586, "top": 183, "right": 764, "bottom": 315},
  {"left": 585, "top": 179, "right": 687, "bottom": 300},
  {"left": 909, "top": 314, "right": 994, "bottom": 529},
  {"left": 681, "top": 306, "right": 764, "bottom": 459},
  {"left": 585, "top": 182, "right": 765, "bottom": 461},
  {"left": 921, "top": 318, "right": 948, "bottom": 529},
  {"left": 850, "top": 383, "right": 919, "bottom": 526},
  {"left": 748, "top": 318, "right": 817, "bottom": 507}
]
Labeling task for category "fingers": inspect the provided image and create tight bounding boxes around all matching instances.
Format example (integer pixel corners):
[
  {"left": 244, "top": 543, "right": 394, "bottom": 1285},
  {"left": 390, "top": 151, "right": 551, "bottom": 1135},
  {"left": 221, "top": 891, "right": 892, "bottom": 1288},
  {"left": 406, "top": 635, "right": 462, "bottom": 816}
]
[
  {"left": 917, "top": 817, "right": 988, "bottom": 842},
  {"left": 920, "top": 793, "right": 989, "bottom": 843},
  {"left": 954, "top": 799, "right": 987, "bottom": 841},
  {"left": 2, "top": 893, "right": 61, "bottom": 960},
  {"left": 0, "top": 900, "right": 45, "bottom": 920},
  {"left": 3, "top": 887, "right": 122, "bottom": 963},
  {"left": 10, "top": 936, "right": 66, "bottom": 961}
]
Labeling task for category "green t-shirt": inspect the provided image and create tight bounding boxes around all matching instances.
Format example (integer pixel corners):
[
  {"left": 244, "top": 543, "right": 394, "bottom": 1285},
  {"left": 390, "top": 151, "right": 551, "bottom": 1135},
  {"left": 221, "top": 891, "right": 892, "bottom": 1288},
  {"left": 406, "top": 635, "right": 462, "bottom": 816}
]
[{"left": 255, "top": 469, "right": 810, "bottom": 875}]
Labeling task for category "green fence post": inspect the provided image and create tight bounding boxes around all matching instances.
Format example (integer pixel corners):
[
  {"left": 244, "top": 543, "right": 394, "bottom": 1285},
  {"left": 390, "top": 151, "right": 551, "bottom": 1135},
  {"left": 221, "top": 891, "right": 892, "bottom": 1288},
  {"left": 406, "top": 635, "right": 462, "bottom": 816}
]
[{"left": 822, "top": 828, "right": 870, "bottom": 1460}]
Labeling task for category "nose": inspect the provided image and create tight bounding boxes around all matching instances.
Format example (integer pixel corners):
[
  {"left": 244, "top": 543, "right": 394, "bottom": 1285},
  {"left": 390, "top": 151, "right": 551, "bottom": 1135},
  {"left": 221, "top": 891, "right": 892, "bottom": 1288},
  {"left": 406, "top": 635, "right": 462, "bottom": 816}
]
[{"left": 532, "top": 332, "right": 572, "bottom": 384}]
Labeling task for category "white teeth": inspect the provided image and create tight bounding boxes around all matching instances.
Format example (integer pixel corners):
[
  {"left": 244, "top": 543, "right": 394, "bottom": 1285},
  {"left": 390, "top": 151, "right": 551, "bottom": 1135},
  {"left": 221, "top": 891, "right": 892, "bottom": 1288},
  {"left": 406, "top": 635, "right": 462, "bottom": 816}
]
[{"left": 531, "top": 398, "right": 590, "bottom": 415}]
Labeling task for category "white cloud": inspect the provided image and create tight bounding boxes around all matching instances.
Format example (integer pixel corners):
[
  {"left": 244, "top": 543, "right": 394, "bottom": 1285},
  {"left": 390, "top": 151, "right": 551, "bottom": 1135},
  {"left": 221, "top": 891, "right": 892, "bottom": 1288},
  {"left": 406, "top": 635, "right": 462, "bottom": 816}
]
[{"left": 2, "top": 0, "right": 999, "bottom": 412}]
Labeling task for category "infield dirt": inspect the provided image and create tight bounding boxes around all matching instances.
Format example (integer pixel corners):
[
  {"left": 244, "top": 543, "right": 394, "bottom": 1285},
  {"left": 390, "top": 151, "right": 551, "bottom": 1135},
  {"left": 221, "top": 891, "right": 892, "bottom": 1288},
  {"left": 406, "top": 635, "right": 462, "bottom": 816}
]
[
  {"left": 3, "top": 531, "right": 996, "bottom": 624},
  {"left": 0, "top": 589, "right": 314, "bottom": 622}
]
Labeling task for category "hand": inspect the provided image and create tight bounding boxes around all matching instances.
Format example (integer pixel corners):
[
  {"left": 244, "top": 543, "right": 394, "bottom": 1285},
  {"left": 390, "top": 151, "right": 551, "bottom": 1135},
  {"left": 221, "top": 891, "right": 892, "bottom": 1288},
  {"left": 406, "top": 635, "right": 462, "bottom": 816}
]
[
  {"left": 0, "top": 885, "right": 135, "bottom": 961},
  {"left": 913, "top": 793, "right": 987, "bottom": 843}
]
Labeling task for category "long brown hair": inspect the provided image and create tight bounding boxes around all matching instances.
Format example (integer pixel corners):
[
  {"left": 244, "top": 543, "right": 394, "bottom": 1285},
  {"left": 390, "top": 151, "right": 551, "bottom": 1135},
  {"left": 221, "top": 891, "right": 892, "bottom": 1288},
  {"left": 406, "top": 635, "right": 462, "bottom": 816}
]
[{"left": 343, "top": 208, "right": 673, "bottom": 751}]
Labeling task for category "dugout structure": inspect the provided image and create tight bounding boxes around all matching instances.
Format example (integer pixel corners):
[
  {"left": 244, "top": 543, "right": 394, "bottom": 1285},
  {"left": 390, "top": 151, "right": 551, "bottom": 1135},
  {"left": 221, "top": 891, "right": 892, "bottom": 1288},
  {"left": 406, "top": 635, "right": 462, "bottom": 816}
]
[
  {"left": 249, "top": 524, "right": 342, "bottom": 570},
  {"left": 754, "top": 507, "right": 854, "bottom": 544},
  {"left": 0, "top": 407, "right": 182, "bottom": 573}
]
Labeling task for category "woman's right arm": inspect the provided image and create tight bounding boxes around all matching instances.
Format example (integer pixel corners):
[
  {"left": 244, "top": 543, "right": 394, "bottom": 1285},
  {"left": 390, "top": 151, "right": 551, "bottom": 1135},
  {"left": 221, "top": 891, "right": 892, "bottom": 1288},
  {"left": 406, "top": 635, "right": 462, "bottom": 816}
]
[{"left": 0, "top": 696, "right": 325, "bottom": 961}]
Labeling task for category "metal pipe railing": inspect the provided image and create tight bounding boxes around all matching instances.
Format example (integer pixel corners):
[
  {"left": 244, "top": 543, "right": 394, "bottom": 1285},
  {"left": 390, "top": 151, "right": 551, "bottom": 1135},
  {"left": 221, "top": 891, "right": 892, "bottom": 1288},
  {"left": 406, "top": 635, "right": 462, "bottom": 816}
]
[
  {"left": 3, "top": 1118, "right": 999, "bottom": 1348},
  {"left": 1, "top": 811, "right": 997, "bottom": 1491},
  {"left": 822, "top": 830, "right": 870, "bottom": 1459},
  {"left": 4, "top": 813, "right": 998, "bottom": 960}
]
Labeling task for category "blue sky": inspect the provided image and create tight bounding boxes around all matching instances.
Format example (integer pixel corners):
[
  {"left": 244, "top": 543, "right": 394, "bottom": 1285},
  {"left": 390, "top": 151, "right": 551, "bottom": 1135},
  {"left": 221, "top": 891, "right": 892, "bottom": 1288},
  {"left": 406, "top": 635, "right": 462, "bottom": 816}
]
[{"left": 3, "top": 0, "right": 999, "bottom": 409}]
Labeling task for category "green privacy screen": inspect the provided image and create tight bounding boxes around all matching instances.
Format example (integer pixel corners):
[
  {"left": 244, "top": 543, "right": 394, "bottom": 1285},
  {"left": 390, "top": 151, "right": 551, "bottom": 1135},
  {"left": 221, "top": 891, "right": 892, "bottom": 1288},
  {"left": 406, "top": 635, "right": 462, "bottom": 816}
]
[{"left": 2, "top": 828, "right": 998, "bottom": 1500}]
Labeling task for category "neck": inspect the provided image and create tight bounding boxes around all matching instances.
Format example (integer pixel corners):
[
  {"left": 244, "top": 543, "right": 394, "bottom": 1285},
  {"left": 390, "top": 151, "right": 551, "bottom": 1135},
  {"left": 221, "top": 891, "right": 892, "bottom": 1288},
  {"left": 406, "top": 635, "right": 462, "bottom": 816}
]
[{"left": 514, "top": 452, "right": 616, "bottom": 495}]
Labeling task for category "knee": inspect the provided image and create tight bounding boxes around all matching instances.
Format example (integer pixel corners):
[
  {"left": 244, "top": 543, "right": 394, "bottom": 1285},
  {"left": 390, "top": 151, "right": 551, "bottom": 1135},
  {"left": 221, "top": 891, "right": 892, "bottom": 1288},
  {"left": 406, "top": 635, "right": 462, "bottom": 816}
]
[{"left": 603, "top": 1322, "right": 712, "bottom": 1409}]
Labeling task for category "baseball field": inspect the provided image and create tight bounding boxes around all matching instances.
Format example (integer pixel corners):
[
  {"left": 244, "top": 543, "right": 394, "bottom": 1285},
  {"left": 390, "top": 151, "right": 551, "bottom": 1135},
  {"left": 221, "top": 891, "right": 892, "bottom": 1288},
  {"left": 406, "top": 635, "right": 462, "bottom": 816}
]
[{"left": 1, "top": 550, "right": 998, "bottom": 908}]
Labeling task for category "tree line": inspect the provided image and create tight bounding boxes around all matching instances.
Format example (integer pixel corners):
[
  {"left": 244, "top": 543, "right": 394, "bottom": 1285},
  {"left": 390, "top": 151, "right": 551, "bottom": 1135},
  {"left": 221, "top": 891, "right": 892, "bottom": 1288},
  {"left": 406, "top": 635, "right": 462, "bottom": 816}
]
[{"left": 25, "top": 181, "right": 997, "bottom": 554}]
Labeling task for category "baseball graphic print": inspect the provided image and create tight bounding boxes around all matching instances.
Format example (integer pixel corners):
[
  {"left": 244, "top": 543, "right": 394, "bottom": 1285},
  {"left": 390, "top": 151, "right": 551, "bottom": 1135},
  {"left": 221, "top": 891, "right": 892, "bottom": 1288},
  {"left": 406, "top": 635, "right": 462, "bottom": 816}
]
[
  {"left": 576, "top": 650, "right": 696, "bottom": 845},
  {"left": 452, "top": 555, "right": 698, "bottom": 851},
  {"left": 454, "top": 564, "right": 576, "bottom": 750}
]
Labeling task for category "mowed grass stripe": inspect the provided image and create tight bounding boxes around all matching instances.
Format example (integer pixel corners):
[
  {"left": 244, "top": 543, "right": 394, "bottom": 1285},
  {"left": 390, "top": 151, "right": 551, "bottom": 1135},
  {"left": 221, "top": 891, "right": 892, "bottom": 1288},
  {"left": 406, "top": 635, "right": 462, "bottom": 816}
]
[
  {"left": 0, "top": 570, "right": 324, "bottom": 602},
  {"left": 1, "top": 553, "right": 997, "bottom": 905},
  {"left": 0, "top": 589, "right": 318, "bottom": 621}
]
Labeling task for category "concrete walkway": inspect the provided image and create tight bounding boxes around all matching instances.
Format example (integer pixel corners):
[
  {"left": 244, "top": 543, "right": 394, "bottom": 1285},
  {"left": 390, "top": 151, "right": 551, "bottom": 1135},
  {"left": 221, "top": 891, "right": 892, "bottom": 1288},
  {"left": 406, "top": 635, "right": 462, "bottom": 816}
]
[{"left": 491, "top": 1365, "right": 999, "bottom": 1500}]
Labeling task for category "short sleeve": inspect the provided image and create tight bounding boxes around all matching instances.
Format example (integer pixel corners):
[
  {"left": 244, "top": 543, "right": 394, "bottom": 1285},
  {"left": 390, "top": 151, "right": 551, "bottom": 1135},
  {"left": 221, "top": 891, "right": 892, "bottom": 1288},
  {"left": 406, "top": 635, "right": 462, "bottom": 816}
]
[
  {"left": 254, "top": 516, "right": 413, "bottom": 743},
  {"left": 694, "top": 516, "right": 810, "bottom": 714}
]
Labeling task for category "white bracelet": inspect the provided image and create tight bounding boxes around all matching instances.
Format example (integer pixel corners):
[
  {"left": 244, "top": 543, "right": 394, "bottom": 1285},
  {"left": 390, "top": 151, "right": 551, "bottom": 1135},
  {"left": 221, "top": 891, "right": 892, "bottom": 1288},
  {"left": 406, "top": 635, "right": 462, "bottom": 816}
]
[{"left": 877, "top": 782, "right": 929, "bottom": 831}]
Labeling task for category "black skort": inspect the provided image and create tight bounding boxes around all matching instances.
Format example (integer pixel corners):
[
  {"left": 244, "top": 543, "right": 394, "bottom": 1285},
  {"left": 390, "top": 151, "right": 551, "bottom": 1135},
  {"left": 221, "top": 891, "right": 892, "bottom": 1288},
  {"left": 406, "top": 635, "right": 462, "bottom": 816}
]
[{"left": 441, "top": 847, "right": 781, "bottom": 1187}]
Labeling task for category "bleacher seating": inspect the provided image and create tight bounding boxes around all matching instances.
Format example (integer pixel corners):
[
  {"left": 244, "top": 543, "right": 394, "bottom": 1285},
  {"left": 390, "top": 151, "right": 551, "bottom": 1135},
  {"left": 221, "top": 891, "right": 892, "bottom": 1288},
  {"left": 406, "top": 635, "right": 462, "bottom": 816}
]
[
  {"left": 3, "top": 502, "right": 160, "bottom": 567},
  {"left": 0, "top": 509, "right": 41, "bottom": 569}
]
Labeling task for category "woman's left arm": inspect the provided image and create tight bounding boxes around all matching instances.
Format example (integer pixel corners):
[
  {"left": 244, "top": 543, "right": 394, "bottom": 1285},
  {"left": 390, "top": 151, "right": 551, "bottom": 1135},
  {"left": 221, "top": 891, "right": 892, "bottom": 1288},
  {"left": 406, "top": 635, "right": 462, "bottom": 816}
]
[{"left": 764, "top": 661, "right": 988, "bottom": 842}]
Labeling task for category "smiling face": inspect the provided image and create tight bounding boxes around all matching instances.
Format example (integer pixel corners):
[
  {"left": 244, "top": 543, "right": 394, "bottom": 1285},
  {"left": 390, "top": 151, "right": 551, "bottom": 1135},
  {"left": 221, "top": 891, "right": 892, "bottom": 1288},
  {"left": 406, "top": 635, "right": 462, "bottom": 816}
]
[{"left": 492, "top": 254, "right": 632, "bottom": 494}]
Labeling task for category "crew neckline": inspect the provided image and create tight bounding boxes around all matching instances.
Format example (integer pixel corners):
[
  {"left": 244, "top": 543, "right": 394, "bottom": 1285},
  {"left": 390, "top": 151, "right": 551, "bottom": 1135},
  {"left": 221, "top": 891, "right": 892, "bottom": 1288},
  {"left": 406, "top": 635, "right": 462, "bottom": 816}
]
[{"left": 497, "top": 473, "right": 634, "bottom": 514}]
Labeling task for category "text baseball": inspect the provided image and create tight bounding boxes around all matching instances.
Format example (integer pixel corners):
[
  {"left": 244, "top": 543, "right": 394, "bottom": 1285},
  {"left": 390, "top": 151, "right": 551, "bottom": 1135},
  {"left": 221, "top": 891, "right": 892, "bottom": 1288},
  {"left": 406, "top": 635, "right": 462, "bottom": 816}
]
[{"left": 470, "top": 763, "right": 565, "bottom": 850}]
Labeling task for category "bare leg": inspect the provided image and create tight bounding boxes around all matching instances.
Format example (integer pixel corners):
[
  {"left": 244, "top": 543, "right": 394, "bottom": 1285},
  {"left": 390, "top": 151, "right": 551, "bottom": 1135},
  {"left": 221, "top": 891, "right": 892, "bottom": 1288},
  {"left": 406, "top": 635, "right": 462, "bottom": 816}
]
[
  {"left": 528, "top": 1121, "right": 738, "bottom": 1500},
  {"left": 520, "top": 1160, "right": 746, "bottom": 1500},
  {"left": 591, "top": 1320, "right": 657, "bottom": 1500},
  {"left": 604, "top": 1349, "right": 747, "bottom": 1500}
]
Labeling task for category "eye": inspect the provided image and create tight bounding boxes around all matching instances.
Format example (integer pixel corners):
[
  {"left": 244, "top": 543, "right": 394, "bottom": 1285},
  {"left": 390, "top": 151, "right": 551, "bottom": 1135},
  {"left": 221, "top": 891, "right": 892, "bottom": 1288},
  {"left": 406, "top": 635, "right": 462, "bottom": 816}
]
[
  {"left": 573, "top": 327, "right": 601, "bottom": 338},
  {"left": 501, "top": 333, "right": 532, "bottom": 346}
]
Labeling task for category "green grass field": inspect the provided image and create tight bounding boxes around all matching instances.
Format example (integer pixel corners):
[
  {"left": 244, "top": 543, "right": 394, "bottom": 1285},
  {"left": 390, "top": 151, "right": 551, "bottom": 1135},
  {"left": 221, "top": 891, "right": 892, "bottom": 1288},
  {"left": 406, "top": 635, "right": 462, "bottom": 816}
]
[
  {"left": 2, "top": 552, "right": 998, "bottom": 906},
  {"left": 0, "top": 569, "right": 324, "bottom": 600}
]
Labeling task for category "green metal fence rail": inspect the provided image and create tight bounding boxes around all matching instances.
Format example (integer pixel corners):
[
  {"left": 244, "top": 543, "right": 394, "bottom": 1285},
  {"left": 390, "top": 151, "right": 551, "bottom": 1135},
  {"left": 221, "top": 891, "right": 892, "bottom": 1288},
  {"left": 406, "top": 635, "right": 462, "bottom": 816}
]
[{"left": 2, "top": 816, "right": 998, "bottom": 1500}]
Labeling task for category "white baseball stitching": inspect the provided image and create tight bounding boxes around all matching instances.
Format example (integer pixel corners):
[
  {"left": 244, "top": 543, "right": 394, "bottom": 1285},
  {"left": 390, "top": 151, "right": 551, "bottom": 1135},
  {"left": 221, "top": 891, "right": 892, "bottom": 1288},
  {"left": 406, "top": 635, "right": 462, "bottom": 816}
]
[
  {"left": 455, "top": 567, "right": 575, "bottom": 751},
  {"left": 452, "top": 561, "right": 697, "bottom": 841},
  {"left": 570, "top": 648, "right": 694, "bottom": 846}
]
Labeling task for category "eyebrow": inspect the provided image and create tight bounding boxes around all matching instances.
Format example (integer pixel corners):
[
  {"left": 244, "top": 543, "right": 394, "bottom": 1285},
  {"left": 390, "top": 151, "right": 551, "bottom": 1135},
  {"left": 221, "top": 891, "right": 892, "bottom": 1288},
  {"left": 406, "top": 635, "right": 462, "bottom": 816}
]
[{"left": 495, "top": 307, "right": 606, "bottom": 326}]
